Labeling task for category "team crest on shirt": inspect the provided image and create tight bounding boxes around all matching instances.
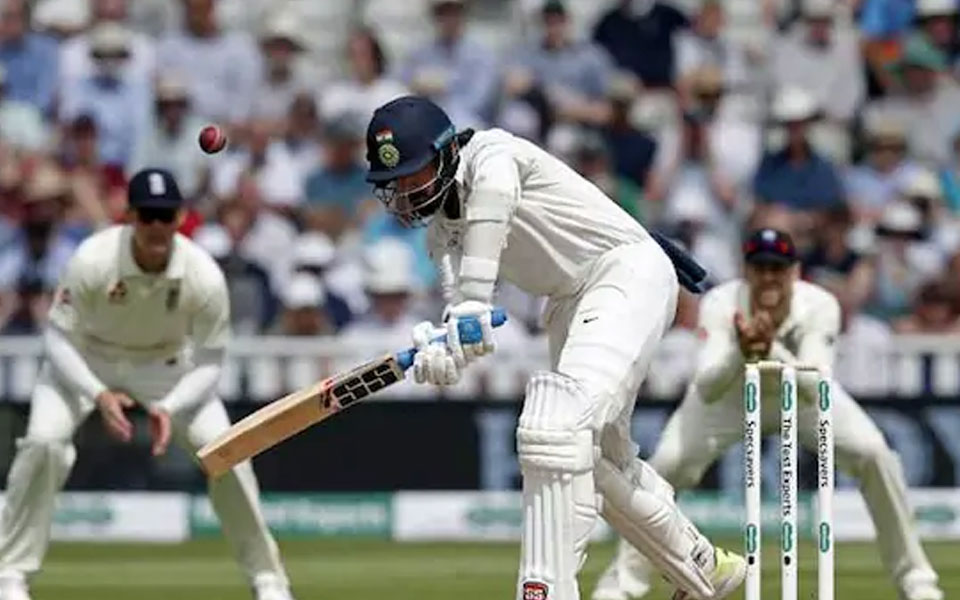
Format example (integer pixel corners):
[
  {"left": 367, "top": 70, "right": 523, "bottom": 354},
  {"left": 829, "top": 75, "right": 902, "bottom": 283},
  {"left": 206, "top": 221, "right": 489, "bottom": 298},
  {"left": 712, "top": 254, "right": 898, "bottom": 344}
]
[
  {"left": 166, "top": 281, "right": 181, "bottom": 312},
  {"left": 107, "top": 280, "right": 127, "bottom": 304},
  {"left": 522, "top": 581, "right": 548, "bottom": 600}
]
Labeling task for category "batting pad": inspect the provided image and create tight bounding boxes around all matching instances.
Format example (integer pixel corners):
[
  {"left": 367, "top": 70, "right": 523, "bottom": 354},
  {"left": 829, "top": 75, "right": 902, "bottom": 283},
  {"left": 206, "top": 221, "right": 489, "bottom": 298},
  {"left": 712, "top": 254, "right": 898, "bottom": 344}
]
[
  {"left": 516, "top": 372, "right": 598, "bottom": 600},
  {"left": 595, "top": 457, "right": 715, "bottom": 600}
]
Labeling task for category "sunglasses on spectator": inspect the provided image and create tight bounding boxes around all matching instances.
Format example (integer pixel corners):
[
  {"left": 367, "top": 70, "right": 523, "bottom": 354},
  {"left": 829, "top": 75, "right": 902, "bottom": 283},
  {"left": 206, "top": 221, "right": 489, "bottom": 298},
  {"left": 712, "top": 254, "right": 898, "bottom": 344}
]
[{"left": 135, "top": 207, "right": 178, "bottom": 224}]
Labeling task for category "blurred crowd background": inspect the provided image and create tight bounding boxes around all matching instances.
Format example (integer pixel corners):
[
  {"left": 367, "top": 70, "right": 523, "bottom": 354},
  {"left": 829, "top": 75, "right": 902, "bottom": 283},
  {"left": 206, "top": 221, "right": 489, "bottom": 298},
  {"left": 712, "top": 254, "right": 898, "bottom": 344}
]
[{"left": 2, "top": 0, "right": 960, "bottom": 368}]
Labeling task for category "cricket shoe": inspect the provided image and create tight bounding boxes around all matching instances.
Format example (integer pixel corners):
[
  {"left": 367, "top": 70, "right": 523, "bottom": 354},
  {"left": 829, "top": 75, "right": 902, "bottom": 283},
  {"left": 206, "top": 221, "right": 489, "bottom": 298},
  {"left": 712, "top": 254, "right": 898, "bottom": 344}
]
[
  {"left": 899, "top": 569, "right": 944, "bottom": 600},
  {"left": 671, "top": 547, "right": 746, "bottom": 600},
  {"left": 0, "top": 572, "right": 31, "bottom": 600},
  {"left": 252, "top": 573, "right": 295, "bottom": 600}
]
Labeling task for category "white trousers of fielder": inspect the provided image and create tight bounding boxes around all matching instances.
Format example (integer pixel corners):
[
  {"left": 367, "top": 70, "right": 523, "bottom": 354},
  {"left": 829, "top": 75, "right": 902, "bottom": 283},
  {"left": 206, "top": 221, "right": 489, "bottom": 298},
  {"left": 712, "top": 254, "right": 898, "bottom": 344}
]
[
  {"left": 0, "top": 354, "right": 288, "bottom": 589},
  {"left": 595, "top": 375, "right": 940, "bottom": 599},
  {"left": 516, "top": 240, "right": 719, "bottom": 600}
]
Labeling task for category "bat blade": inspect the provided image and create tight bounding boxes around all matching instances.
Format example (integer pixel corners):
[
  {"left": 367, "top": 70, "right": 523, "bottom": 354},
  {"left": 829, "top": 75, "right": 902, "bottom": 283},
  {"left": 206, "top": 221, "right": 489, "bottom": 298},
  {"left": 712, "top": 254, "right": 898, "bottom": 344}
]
[{"left": 197, "top": 355, "right": 404, "bottom": 478}]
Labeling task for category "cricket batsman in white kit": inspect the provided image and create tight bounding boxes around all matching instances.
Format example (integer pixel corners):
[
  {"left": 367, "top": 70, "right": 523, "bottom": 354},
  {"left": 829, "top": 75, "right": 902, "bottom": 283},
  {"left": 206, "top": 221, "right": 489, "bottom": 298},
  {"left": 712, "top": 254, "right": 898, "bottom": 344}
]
[
  {"left": 0, "top": 169, "right": 294, "bottom": 600},
  {"left": 593, "top": 229, "right": 943, "bottom": 600},
  {"left": 365, "top": 95, "right": 745, "bottom": 600}
]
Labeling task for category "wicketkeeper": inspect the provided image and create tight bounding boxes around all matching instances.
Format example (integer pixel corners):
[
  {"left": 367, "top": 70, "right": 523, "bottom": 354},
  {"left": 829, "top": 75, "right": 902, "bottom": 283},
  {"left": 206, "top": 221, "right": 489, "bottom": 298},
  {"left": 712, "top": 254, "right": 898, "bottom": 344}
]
[{"left": 593, "top": 229, "right": 943, "bottom": 600}]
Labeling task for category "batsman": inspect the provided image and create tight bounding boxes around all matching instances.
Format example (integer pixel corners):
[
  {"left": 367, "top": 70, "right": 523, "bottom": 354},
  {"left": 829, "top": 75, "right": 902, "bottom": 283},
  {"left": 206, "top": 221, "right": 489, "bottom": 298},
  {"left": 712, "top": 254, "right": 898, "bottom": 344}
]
[
  {"left": 593, "top": 229, "right": 943, "bottom": 600},
  {"left": 365, "top": 96, "right": 744, "bottom": 600}
]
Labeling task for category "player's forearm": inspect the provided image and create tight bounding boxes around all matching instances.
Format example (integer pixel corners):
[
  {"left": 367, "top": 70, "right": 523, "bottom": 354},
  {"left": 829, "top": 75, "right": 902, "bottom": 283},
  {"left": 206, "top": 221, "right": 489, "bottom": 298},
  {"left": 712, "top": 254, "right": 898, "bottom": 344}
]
[
  {"left": 157, "top": 351, "right": 223, "bottom": 414},
  {"left": 460, "top": 208, "right": 513, "bottom": 302},
  {"left": 44, "top": 326, "right": 108, "bottom": 400},
  {"left": 694, "top": 344, "right": 744, "bottom": 400}
]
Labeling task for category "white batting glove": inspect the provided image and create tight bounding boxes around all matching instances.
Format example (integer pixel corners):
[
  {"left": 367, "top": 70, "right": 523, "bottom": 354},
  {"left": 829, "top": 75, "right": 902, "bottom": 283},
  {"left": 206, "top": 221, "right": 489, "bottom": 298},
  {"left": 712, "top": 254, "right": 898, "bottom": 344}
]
[
  {"left": 412, "top": 320, "right": 445, "bottom": 350},
  {"left": 413, "top": 342, "right": 461, "bottom": 385},
  {"left": 446, "top": 300, "right": 496, "bottom": 366}
]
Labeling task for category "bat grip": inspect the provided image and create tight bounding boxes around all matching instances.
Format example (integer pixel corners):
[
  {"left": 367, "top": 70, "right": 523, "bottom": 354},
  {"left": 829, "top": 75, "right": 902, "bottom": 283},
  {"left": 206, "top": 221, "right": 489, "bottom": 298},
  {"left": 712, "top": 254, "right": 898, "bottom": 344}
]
[{"left": 395, "top": 308, "right": 507, "bottom": 371}]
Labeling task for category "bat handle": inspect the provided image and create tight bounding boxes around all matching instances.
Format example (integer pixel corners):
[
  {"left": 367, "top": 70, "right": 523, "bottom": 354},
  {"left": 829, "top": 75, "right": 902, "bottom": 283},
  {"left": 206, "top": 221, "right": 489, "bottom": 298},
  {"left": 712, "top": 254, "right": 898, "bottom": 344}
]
[{"left": 395, "top": 308, "right": 508, "bottom": 371}]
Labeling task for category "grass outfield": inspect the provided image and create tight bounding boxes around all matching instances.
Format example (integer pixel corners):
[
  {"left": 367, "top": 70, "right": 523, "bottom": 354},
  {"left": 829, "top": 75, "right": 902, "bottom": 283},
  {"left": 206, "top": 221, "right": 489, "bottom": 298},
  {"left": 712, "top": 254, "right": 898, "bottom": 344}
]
[{"left": 33, "top": 538, "right": 960, "bottom": 599}]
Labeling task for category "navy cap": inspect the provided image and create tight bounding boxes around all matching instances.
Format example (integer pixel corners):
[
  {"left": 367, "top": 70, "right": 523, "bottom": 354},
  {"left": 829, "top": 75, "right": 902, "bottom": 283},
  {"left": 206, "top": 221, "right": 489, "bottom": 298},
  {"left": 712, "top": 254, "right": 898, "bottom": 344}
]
[
  {"left": 366, "top": 96, "right": 456, "bottom": 184},
  {"left": 743, "top": 228, "right": 797, "bottom": 265},
  {"left": 127, "top": 168, "right": 183, "bottom": 209}
]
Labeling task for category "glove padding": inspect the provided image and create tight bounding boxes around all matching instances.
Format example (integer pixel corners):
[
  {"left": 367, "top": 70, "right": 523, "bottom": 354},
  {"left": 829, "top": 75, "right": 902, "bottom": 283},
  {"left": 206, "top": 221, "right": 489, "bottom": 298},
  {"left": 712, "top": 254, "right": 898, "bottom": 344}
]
[
  {"left": 411, "top": 321, "right": 462, "bottom": 386},
  {"left": 446, "top": 300, "right": 496, "bottom": 366}
]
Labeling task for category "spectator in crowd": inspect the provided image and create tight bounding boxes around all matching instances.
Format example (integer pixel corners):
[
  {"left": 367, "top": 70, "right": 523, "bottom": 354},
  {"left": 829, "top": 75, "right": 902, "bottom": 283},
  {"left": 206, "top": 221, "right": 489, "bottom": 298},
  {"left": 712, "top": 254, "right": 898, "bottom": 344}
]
[
  {"left": 592, "top": 0, "right": 688, "bottom": 88},
  {"left": 207, "top": 174, "right": 296, "bottom": 294},
  {"left": 753, "top": 86, "right": 845, "bottom": 211},
  {"left": 362, "top": 210, "right": 436, "bottom": 291},
  {"left": 892, "top": 279, "right": 960, "bottom": 333},
  {"left": 250, "top": 11, "right": 311, "bottom": 127},
  {"left": 0, "top": 0, "right": 57, "bottom": 114},
  {"left": 283, "top": 232, "right": 354, "bottom": 330},
  {"left": 0, "top": 163, "right": 78, "bottom": 300},
  {"left": 130, "top": 74, "right": 208, "bottom": 201},
  {"left": 31, "top": 0, "right": 88, "bottom": 39},
  {"left": 271, "top": 272, "right": 332, "bottom": 336},
  {"left": 602, "top": 74, "right": 658, "bottom": 192},
  {"left": 337, "top": 239, "right": 431, "bottom": 399},
  {"left": 571, "top": 130, "right": 644, "bottom": 222},
  {"left": 845, "top": 117, "right": 920, "bottom": 223},
  {"left": 59, "top": 22, "right": 151, "bottom": 169},
  {"left": 509, "top": 1, "right": 613, "bottom": 128},
  {"left": 399, "top": 0, "right": 498, "bottom": 127},
  {"left": 301, "top": 113, "right": 374, "bottom": 241},
  {"left": 899, "top": 168, "right": 959, "bottom": 253},
  {"left": 802, "top": 205, "right": 875, "bottom": 316},
  {"left": 0, "top": 272, "right": 47, "bottom": 334},
  {"left": 914, "top": 0, "right": 958, "bottom": 62},
  {"left": 674, "top": 0, "right": 749, "bottom": 95},
  {"left": 320, "top": 28, "right": 408, "bottom": 126},
  {"left": 59, "top": 0, "right": 155, "bottom": 89},
  {"left": 866, "top": 201, "right": 944, "bottom": 319},
  {"left": 687, "top": 66, "right": 762, "bottom": 193},
  {"left": 194, "top": 223, "right": 275, "bottom": 334},
  {"left": 858, "top": 0, "right": 916, "bottom": 94},
  {"left": 156, "top": 0, "right": 259, "bottom": 127},
  {"left": 212, "top": 119, "right": 304, "bottom": 209},
  {"left": 58, "top": 114, "right": 126, "bottom": 222},
  {"left": 864, "top": 34, "right": 960, "bottom": 166},
  {"left": 769, "top": 0, "right": 865, "bottom": 124},
  {"left": 340, "top": 239, "right": 419, "bottom": 346},
  {"left": 281, "top": 93, "right": 323, "bottom": 183},
  {"left": 662, "top": 185, "right": 739, "bottom": 285},
  {"left": 0, "top": 64, "right": 48, "bottom": 152},
  {"left": 939, "top": 130, "right": 960, "bottom": 214}
]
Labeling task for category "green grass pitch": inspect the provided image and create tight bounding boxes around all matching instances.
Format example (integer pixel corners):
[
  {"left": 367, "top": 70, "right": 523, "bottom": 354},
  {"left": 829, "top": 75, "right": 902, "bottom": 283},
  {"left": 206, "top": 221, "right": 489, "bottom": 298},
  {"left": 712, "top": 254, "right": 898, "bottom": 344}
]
[{"left": 33, "top": 538, "right": 960, "bottom": 599}]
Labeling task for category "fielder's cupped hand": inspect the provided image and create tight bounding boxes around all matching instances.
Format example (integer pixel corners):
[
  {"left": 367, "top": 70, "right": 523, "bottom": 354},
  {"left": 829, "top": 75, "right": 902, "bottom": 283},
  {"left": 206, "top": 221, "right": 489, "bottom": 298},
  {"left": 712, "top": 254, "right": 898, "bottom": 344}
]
[
  {"left": 735, "top": 310, "right": 775, "bottom": 361},
  {"left": 446, "top": 300, "right": 496, "bottom": 365},
  {"left": 95, "top": 390, "right": 135, "bottom": 443},
  {"left": 411, "top": 321, "right": 462, "bottom": 385}
]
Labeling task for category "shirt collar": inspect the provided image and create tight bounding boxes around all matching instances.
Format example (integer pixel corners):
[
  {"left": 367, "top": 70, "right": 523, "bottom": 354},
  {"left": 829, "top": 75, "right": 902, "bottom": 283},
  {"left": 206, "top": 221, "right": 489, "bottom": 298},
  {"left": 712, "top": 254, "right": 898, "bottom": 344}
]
[{"left": 118, "top": 225, "right": 186, "bottom": 279}]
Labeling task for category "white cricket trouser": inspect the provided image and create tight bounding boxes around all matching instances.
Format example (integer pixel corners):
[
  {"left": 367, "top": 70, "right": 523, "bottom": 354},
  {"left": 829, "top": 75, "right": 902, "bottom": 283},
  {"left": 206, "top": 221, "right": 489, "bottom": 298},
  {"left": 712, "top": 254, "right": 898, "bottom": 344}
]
[
  {"left": 0, "top": 354, "right": 287, "bottom": 587},
  {"left": 604, "top": 377, "right": 939, "bottom": 595},
  {"left": 521, "top": 240, "right": 717, "bottom": 600}
]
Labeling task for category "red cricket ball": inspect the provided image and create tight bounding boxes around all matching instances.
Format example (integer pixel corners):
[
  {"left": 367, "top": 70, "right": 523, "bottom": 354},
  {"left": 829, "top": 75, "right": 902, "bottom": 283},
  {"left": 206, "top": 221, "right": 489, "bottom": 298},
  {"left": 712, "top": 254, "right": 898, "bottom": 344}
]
[{"left": 198, "top": 125, "right": 227, "bottom": 154}]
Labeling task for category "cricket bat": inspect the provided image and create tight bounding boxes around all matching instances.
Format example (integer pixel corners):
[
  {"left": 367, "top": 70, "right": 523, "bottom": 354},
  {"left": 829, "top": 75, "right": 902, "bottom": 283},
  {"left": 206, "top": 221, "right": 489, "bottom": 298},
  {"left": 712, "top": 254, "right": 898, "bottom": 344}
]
[{"left": 197, "top": 308, "right": 508, "bottom": 478}]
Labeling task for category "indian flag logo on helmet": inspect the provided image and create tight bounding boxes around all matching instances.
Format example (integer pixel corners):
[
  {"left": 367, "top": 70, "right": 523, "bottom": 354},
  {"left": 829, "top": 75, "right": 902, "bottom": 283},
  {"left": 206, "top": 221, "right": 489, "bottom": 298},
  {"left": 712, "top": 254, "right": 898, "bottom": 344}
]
[{"left": 376, "top": 129, "right": 400, "bottom": 168}]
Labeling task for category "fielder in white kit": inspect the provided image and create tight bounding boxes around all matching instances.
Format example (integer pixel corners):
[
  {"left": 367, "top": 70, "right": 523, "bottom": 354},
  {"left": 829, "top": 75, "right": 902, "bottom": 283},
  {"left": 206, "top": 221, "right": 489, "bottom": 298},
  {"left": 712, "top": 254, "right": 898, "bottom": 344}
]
[
  {"left": 365, "top": 95, "right": 745, "bottom": 600},
  {"left": 593, "top": 229, "right": 943, "bottom": 600},
  {"left": 0, "top": 169, "right": 294, "bottom": 600}
]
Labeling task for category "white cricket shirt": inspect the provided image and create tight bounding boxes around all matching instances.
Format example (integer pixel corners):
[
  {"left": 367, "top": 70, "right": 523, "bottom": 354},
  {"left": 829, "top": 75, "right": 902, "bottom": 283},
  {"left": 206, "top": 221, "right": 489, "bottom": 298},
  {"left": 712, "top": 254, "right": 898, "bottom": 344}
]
[
  {"left": 48, "top": 225, "right": 230, "bottom": 363},
  {"left": 428, "top": 128, "right": 649, "bottom": 303}
]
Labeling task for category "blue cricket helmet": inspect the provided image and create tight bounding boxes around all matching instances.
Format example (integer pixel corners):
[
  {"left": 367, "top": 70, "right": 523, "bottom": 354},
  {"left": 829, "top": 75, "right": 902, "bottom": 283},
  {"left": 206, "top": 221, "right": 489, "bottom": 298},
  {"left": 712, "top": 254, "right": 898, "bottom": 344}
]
[{"left": 365, "top": 95, "right": 457, "bottom": 184}]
